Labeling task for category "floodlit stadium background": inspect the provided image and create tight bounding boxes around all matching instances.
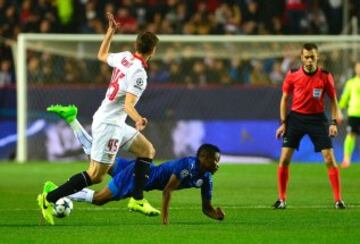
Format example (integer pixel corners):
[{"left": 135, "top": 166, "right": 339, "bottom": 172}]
[{"left": 0, "top": 0, "right": 360, "bottom": 163}]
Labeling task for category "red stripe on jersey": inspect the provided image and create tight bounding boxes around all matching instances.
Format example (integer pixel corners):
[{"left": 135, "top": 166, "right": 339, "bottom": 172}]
[
  {"left": 282, "top": 67, "right": 336, "bottom": 114},
  {"left": 133, "top": 53, "right": 148, "bottom": 68}
]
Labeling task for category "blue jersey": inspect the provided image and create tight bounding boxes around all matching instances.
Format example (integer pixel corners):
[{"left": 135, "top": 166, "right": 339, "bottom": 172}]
[{"left": 108, "top": 157, "right": 213, "bottom": 201}]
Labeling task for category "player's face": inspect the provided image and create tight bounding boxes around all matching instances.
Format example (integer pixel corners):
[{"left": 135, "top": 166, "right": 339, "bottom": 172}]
[
  {"left": 301, "top": 49, "right": 318, "bottom": 72},
  {"left": 199, "top": 152, "right": 221, "bottom": 174}
]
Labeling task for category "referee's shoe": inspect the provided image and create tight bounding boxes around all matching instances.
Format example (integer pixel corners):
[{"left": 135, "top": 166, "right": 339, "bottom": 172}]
[{"left": 273, "top": 199, "right": 286, "bottom": 209}]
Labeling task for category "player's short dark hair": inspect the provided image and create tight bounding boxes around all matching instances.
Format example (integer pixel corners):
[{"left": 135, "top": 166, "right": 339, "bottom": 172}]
[
  {"left": 197, "top": 144, "right": 221, "bottom": 157},
  {"left": 302, "top": 43, "right": 318, "bottom": 52},
  {"left": 135, "top": 32, "right": 159, "bottom": 54}
]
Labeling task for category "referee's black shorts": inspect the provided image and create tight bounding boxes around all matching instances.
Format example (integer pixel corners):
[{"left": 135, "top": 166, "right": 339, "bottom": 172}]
[
  {"left": 282, "top": 111, "right": 332, "bottom": 152},
  {"left": 347, "top": 116, "right": 360, "bottom": 134}
]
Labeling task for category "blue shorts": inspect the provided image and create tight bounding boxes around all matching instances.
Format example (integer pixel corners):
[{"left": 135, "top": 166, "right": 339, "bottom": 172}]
[{"left": 108, "top": 162, "right": 136, "bottom": 200}]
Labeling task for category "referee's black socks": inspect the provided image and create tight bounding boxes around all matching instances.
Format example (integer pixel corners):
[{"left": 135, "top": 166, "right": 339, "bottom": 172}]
[
  {"left": 46, "top": 171, "right": 92, "bottom": 203},
  {"left": 132, "top": 157, "right": 152, "bottom": 200}
]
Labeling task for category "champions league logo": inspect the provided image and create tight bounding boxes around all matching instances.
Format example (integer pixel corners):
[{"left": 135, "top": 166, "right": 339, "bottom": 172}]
[
  {"left": 136, "top": 78, "right": 144, "bottom": 86},
  {"left": 195, "top": 179, "right": 203, "bottom": 187},
  {"left": 134, "top": 78, "right": 144, "bottom": 90},
  {"left": 180, "top": 169, "right": 189, "bottom": 178}
]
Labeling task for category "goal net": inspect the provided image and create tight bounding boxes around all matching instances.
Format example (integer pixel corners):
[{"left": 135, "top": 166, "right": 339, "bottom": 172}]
[{"left": 15, "top": 34, "right": 360, "bottom": 162}]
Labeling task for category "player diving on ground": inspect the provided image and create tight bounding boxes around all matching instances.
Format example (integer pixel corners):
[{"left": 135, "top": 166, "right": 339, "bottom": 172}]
[{"left": 45, "top": 104, "right": 225, "bottom": 225}]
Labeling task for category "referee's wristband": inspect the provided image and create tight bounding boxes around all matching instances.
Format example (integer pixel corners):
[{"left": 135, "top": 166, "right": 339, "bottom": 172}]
[
  {"left": 280, "top": 119, "right": 286, "bottom": 125},
  {"left": 330, "top": 119, "right": 337, "bottom": 126}
]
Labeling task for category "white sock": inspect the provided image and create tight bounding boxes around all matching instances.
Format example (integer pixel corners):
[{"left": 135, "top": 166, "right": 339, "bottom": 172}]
[
  {"left": 69, "top": 119, "right": 92, "bottom": 155},
  {"left": 68, "top": 188, "right": 95, "bottom": 203}
]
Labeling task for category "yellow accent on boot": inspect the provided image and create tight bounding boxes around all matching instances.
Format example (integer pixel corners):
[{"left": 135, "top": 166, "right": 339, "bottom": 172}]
[
  {"left": 127, "top": 197, "right": 160, "bottom": 216},
  {"left": 37, "top": 193, "right": 55, "bottom": 225}
]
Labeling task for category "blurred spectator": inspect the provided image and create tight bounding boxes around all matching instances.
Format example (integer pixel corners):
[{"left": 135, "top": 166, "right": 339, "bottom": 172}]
[
  {"left": 229, "top": 57, "right": 241, "bottom": 83},
  {"left": 20, "top": 0, "right": 38, "bottom": 32},
  {"left": 40, "top": 53, "right": 54, "bottom": 83},
  {"left": 250, "top": 60, "right": 271, "bottom": 86},
  {"left": 0, "top": 0, "right": 357, "bottom": 89},
  {"left": 270, "top": 61, "right": 285, "bottom": 85},
  {"left": 305, "top": 0, "right": 328, "bottom": 34},
  {"left": 149, "top": 61, "right": 170, "bottom": 83},
  {"left": 215, "top": 3, "right": 241, "bottom": 34},
  {"left": 0, "top": 60, "right": 13, "bottom": 86},
  {"left": 95, "top": 63, "right": 112, "bottom": 84},
  {"left": 284, "top": 0, "right": 307, "bottom": 34},
  {"left": 116, "top": 7, "right": 137, "bottom": 33},
  {"left": 168, "top": 63, "right": 182, "bottom": 83},
  {"left": 28, "top": 57, "right": 42, "bottom": 83},
  {"left": 191, "top": 60, "right": 208, "bottom": 86},
  {"left": 270, "top": 16, "right": 284, "bottom": 35},
  {"left": 242, "top": 0, "right": 260, "bottom": 35},
  {"left": 324, "top": 0, "right": 342, "bottom": 34},
  {"left": 39, "top": 19, "right": 52, "bottom": 33}
]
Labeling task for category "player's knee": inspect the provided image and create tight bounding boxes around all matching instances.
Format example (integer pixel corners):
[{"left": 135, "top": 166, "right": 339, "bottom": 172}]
[
  {"left": 148, "top": 144, "right": 156, "bottom": 158},
  {"left": 141, "top": 143, "right": 156, "bottom": 158},
  {"left": 323, "top": 153, "right": 336, "bottom": 166},
  {"left": 279, "top": 157, "right": 291, "bottom": 166}
]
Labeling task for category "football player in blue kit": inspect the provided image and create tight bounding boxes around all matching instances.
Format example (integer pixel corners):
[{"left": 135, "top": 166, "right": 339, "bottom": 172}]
[{"left": 71, "top": 144, "right": 224, "bottom": 224}]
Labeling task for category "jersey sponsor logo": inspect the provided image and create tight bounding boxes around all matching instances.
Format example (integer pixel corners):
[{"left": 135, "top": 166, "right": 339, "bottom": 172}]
[
  {"left": 313, "top": 88, "right": 322, "bottom": 99},
  {"left": 134, "top": 78, "right": 144, "bottom": 90},
  {"left": 195, "top": 179, "right": 203, "bottom": 187},
  {"left": 121, "top": 57, "right": 132, "bottom": 68},
  {"left": 180, "top": 169, "right": 189, "bottom": 179}
]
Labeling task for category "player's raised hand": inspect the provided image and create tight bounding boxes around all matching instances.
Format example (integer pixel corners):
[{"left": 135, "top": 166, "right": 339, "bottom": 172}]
[
  {"left": 215, "top": 207, "right": 225, "bottom": 220},
  {"left": 276, "top": 124, "right": 286, "bottom": 139},
  {"left": 136, "top": 117, "right": 148, "bottom": 131},
  {"left": 106, "top": 12, "right": 120, "bottom": 31}
]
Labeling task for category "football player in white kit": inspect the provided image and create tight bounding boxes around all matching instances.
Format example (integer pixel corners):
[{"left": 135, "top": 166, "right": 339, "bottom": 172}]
[{"left": 38, "top": 13, "right": 160, "bottom": 225}]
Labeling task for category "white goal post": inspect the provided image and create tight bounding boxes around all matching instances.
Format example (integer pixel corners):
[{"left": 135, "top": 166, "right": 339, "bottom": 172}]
[{"left": 16, "top": 34, "right": 360, "bottom": 162}]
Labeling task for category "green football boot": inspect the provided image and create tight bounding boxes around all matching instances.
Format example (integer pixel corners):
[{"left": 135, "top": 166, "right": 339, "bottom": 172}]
[
  {"left": 43, "top": 181, "right": 58, "bottom": 193},
  {"left": 37, "top": 193, "right": 55, "bottom": 225},
  {"left": 128, "top": 197, "right": 160, "bottom": 216},
  {"left": 47, "top": 104, "right": 78, "bottom": 124},
  {"left": 37, "top": 181, "right": 58, "bottom": 225}
]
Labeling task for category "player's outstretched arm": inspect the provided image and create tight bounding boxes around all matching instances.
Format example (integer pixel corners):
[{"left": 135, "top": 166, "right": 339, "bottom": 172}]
[
  {"left": 161, "top": 174, "right": 180, "bottom": 225},
  {"left": 97, "top": 12, "right": 120, "bottom": 63},
  {"left": 202, "top": 199, "right": 225, "bottom": 221}
]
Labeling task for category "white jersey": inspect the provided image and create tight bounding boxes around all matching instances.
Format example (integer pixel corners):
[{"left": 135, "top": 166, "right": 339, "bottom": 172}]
[{"left": 93, "top": 51, "right": 147, "bottom": 125}]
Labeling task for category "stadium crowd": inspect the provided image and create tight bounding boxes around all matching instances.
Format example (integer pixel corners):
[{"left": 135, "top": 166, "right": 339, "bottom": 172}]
[{"left": 0, "top": 0, "right": 359, "bottom": 87}]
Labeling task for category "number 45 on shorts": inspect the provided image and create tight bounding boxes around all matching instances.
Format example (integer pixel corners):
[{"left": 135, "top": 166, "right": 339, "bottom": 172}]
[{"left": 107, "top": 139, "right": 119, "bottom": 153}]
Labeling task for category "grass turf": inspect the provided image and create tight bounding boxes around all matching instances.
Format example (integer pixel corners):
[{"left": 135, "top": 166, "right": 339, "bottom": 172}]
[{"left": 0, "top": 162, "right": 360, "bottom": 243}]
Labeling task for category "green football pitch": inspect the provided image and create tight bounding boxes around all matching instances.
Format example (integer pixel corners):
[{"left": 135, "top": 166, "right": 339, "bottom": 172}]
[{"left": 0, "top": 162, "right": 360, "bottom": 243}]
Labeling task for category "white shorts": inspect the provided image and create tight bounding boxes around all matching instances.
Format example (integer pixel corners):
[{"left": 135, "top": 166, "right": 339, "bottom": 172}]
[{"left": 90, "top": 120, "right": 139, "bottom": 164}]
